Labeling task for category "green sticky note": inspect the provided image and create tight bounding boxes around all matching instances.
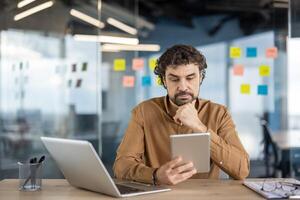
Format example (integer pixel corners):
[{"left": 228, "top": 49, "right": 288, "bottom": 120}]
[{"left": 114, "top": 59, "right": 126, "bottom": 71}]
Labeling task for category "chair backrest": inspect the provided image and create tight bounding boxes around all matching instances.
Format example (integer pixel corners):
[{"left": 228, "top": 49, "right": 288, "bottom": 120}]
[
  {"left": 260, "top": 119, "right": 278, "bottom": 163},
  {"left": 219, "top": 169, "right": 229, "bottom": 179},
  {"left": 259, "top": 119, "right": 279, "bottom": 177}
]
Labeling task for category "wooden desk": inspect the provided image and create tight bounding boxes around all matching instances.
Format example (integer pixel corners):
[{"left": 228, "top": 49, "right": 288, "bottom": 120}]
[{"left": 0, "top": 179, "right": 263, "bottom": 200}]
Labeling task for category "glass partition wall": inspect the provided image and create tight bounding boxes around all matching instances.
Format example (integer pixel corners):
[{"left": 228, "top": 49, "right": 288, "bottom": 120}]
[
  {"left": 0, "top": 0, "right": 291, "bottom": 179},
  {"left": 0, "top": 0, "right": 101, "bottom": 179}
]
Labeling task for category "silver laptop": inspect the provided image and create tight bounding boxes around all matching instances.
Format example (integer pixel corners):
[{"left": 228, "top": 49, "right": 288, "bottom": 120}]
[{"left": 41, "top": 137, "right": 170, "bottom": 197}]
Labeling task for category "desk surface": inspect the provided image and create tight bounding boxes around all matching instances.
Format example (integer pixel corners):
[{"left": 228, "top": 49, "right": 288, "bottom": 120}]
[
  {"left": 272, "top": 130, "right": 300, "bottom": 149},
  {"left": 0, "top": 179, "right": 263, "bottom": 200}
]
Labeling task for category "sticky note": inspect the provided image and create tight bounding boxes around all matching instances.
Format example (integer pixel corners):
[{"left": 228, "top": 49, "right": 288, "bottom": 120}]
[
  {"left": 114, "top": 59, "right": 126, "bottom": 71},
  {"left": 82, "top": 62, "right": 88, "bottom": 71},
  {"left": 257, "top": 85, "right": 268, "bottom": 95},
  {"left": 233, "top": 64, "right": 244, "bottom": 76},
  {"left": 76, "top": 79, "right": 82, "bottom": 88},
  {"left": 68, "top": 80, "right": 72, "bottom": 88},
  {"left": 156, "top": 77, "right": 162, "bottom": 86},
  {"left": 122, "top": 76, "right": 135, "bottom": 88},
  {"left": 132, "top": 58, "right": 144, "bottom": 71},
  {"left": 246, "top": 47, "right": 257, "bottom": 57},
  {"left": 230, "top": 47, "right": 242, "bottom": 58},
  {"left": 149, "top": 58, "right": 157, "bottom": 71},
  {"left": 259, "top": 65, "right": 270, "bottom": 77},
  {"left": 266, "top": 47, "right": 278, "bottom": 58},
  {"left": 240, "top": 84, "right": 250, "bottom": 94},
  {"left": 142, "top": 76, "right": 151, "bottom": 86},
  {"left": 72, "top": 64, "right": 76, "bottom": 72}
]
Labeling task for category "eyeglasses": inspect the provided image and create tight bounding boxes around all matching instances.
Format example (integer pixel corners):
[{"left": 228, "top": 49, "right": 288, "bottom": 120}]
[{"left": 260, "top": 180, "right": 300, "bottom": 198}]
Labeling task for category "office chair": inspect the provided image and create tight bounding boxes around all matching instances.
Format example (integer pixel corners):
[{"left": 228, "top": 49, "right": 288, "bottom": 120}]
[{"left": 259, "top": 118, "right": 284, "bottom": 177}]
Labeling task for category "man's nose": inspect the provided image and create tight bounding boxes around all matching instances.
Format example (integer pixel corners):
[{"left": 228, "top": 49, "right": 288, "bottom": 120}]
[{"left": 178, "top": 79, "right": 188, "bottom": 91}]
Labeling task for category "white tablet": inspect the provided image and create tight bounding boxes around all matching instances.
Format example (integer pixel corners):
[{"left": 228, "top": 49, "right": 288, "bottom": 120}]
[{"left": 170, "top": 133, "right": 210, "bottom": 173}]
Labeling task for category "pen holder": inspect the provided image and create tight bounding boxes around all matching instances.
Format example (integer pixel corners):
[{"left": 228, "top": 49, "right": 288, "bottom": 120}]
[{"left": 18, "top": 161, "right": 43, "bottom": 191}]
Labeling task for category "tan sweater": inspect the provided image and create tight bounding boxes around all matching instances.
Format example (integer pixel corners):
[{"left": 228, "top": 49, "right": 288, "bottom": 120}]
[{"left": 113, "top": 96, "right": 250, "bottom": 184}]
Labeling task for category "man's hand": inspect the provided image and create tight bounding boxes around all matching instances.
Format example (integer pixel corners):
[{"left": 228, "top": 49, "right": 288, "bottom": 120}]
[
  {"left": 156, "top": 156, "right": 197, "bottom": 185},
  {"left": 173, "top": 102, "right": 207, "bottom": 132}
]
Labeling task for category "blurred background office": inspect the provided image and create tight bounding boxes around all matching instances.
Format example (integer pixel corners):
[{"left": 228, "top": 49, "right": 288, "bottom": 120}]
[{"left": 0, "top": 0, "right": 300, "bottom": 180}]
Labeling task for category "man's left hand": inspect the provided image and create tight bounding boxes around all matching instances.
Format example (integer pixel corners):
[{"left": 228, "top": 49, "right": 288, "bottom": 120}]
[{"left": 173, "top": 103, "right": 207, "bottom": 132}]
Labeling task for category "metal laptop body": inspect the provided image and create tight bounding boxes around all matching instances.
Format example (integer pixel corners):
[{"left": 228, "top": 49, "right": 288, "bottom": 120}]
[{"left": 41, "top": 137, "right": 170, "bottom": 197}]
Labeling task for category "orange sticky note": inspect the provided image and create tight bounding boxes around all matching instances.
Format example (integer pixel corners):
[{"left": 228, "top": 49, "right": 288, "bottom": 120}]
[
  {"left": 122, "top": 76, "right": 135, "bottom": 87},
  {"left": 240, "top": 84, "right": 251, "bottom": 94},
  {"left": 233, "top": 64, "right": 244, "bottom": 76},
  {"left": 230, "top": 47, "right": 242, "bottom": 58},
  {"left": 132, "top": 58, "right": 144, "bottom": 71},
  {"left": 114, "top": 59, "right": 126, "bottom": 71},
  {"left": 149, "top": 58, "right": 157, "bottom": 71},
  {"left": 259, "top": 65, "right": 270, "bottom": 77},
  {"left": 266, "top": 47, "right": 278, "bottom": 58}
]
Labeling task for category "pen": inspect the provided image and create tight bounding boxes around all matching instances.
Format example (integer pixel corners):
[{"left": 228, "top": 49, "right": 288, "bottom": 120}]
[
  {"left": 22, "top": 156, "right": 45, "bottom": 189},
  {"left": 30, "top": 157, "right": 37, "bottom": 189}
]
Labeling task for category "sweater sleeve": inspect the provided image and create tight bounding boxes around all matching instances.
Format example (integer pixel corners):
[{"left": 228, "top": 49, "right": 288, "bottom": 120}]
[{"left": 209, "top": 107, "right": 250, "bottom": 180}]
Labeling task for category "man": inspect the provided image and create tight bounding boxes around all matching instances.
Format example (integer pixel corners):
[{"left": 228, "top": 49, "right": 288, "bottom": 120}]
[{"left": 113, "top": 44, "right": 249, "bottom": 185}]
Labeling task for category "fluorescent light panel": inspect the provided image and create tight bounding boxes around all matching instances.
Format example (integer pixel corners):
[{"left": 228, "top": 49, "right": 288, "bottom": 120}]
[
  {"left": 17, "top": 0, "right": 36, "bottom": 8},
  {"left": 73, "top": 34, "right": 139, "bottom": 45},
  {"left": 70, "top": 9, "right": 105, "bottom": 28},
  {"left": 102, "top": 44, "right": 160, "bottom": 52},
  {"left": 107, "top": 17, "right": 138, "bottom": 35},
  {"left": 14, "top": 1, "right": 54, "bottom": 21}
]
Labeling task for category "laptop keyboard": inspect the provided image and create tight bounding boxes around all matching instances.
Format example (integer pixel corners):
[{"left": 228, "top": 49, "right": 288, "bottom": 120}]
[{"left": 116, "top": 184, "right": 145, "bottom": 194}]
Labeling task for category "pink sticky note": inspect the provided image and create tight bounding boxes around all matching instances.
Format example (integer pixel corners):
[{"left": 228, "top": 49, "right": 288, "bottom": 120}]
[
  {"left": 266, "top": 47, "right": 278, "bottom": 58},
  {"left": 132, "top": 58, "right": 144, "bottom": 71},
  {"left": 233, "top": 64, "right": 244, "bottom": 76},
  {"left": 122, "top": 76, "right": 135, "bottom": 88}
]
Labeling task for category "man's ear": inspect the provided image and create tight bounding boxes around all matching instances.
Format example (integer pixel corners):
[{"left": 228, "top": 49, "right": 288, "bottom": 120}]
[{"left": 162, "top": 77, "right": 167, "bottom": 88}]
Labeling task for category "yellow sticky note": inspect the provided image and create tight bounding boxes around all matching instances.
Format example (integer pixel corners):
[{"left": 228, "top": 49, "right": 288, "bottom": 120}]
[
  {"left": 230, "top": 47, "right": 242, "bottom": 58},
  {"left": 240, "top": 84, "right": 251, "bottom": 94},
  {"left": 156, "top": 77, "right": 162, "bottom": 86},
  {"left": 114, "top": 59, "right": 126, "bottom": 71},
  {"left": 259, "top": 65, "right": 270, "bottom": 77},
  {"left": 149, "top": 58, "right": 157, "bottom": 71}
]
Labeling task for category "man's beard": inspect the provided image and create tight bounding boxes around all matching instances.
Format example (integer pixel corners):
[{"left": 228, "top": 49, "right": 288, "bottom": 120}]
[{"left": 171, "top": 91, "right": 197, "bottom": 106}]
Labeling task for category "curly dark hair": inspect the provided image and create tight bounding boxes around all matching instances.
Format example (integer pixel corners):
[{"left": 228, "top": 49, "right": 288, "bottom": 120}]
[{"left": 154, "top": 44, "right": 207, "bottom": 88}]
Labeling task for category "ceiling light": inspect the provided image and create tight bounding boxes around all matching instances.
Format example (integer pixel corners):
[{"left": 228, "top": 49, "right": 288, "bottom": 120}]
[
  {"left": 70, "top": 9, "right": 105, "bottom": 28},
  {"left": 107, "top": 17, "right": 137, "bottom": 35},
  {"left": 17, "top": 0, "right": 36, "bottom": 8},
  {"left": 14, "top": 1, "right": 54, "bottom": 21},
  {"left": 101, "top": 44, "right": 160, "bottom": 52},
  {"left": 73, "top": 34, "right": 139, "bottom": 45}
]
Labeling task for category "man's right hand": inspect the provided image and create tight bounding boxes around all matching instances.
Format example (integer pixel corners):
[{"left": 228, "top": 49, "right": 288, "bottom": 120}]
[{"left": 155, "top": 156, "right": 197, "bottom": 185}]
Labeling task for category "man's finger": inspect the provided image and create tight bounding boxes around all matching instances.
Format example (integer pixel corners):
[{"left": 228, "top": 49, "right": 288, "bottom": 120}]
[
  {"left": 173, "top": 115, "right": 181, "bottom": 124},
  {"left": 165, "top": 156, "right": 182, "bottom": 169},
  {"left": 170, "top": 162, "right": 194, "bottom": 175},
  {"left": 174, "top": 168, "right": 197, "bottom": 182}
]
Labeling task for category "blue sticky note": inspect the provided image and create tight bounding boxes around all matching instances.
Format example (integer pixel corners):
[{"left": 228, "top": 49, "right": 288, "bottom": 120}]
[
  {"left": 257, "top": 85, "right": 268, "bottom": 95},
  {"left": 246, "top": 47, "right": 257, "bottom": 58},
  {"left": 142, "top": 76, "right": 151, "bottom": 86}
]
